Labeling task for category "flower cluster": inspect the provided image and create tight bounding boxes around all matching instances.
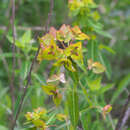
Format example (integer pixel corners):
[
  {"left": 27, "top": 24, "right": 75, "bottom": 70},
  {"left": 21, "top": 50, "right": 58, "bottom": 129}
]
[
  {"left": 37, "top": 24, "right": 90, "bottom": 71},
  {"left": 25, "top": 107, "right": 67, "bottom": 130}
]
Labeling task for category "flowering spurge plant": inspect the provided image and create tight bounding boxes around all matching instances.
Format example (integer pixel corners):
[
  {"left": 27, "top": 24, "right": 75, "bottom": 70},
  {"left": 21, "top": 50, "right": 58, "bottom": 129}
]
[
  {"left": 25, "top": 24, "right": 110, "bottom": 129},
  {"left": 25, "top": 107, "right": 66, "bottom": 130},
  {"left": 37, "top": 24, "right": 90, "bottom": 108}
]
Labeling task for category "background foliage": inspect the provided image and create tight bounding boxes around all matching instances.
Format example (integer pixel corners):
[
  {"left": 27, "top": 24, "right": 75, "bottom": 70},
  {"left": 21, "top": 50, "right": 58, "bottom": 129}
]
[{"left": 0, "top": 0, "right": 130, "bottom": 129}]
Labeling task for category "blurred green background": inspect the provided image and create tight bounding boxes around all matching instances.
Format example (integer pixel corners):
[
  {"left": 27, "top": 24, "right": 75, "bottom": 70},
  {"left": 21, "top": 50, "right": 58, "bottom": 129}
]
[{"left": 0, "top": 0, "right": 130, "bottom": 129}]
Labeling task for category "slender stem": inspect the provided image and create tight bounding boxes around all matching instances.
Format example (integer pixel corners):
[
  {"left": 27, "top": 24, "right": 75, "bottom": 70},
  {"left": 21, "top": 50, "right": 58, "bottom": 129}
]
[
  {"left": 45, "top": 0, "right": 54, "bottom": 32},
  {"left": 10, "top": 0, "right": 54, "bottom": 129},
  {"left": 115, "top": 94, "right": 130, "bottom": 130},
  {"left": 108, "top": 114, "right": 115, "bottom": 130},
  {"left": 10, "top": 0, "right": 16, "bottom": 116}
]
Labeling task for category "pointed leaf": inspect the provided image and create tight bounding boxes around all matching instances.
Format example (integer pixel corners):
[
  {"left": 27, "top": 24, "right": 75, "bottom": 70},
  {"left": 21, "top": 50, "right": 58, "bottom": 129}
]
[
  {"left": 41, "top": 85, "right": 57, "bottom": 95},
  {"left": 53, "top": 93, "right": 62, "bottom": 106},
  {"left": 53, "top": 58, "right": 76, "bottom": 72},
  {"left": 87, "top": 76, "right": 102, "bottom": 91},
  {"left": 64, "top": 42, "right": 83, "bottom": 63},
  {"left": 37, "top": 40, "right": 63, "bottom": 61},
  {"left": 56, "top": 114, "right": 67, "bottom": 121}
]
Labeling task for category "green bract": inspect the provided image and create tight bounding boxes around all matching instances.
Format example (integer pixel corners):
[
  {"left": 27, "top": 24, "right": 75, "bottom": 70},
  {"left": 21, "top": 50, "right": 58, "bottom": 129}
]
[{"left": 37, "top": 24, "right": 90, "bottom": 71}]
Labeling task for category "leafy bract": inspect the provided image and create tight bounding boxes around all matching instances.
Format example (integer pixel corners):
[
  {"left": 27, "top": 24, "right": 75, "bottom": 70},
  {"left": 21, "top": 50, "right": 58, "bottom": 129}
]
[
  {"left": 92, "top": 62, "right": 106, "bottom": 74},
  {"left": 47, "top": 73, "right": 66, "bottom": 83},
  {"left": 37, "top": 40, "right": 63, "bottom": 62},
  {"left": 25, "top": 108, "right": 48, "bottom": 129},
  {"left": 49, "top": 27, "right": 57, "bottom": 40},
  {"left": 39, "top": 33, "right": 54, "bottom": 47},
  {"left": 41, "top": 85, "right": 57, "bottom": 95},
  {"left": 71, "top": 26, "right": 90, "bottom": 40},
  {"left": 38, "top": 24, "right": 90, "bottom": 65},
  {"left": 56, "top": 114, "right": 67, "bottom": 121},
  {"left": 53, "top": 92, "right": 62, "bottom": 106},
  {"left": 56, "top": 24, "right": 74, "bottom": 43},
  {"left": 87, "top": 76, "right": 102, "bottom": 91},
  {"left": 88, "top": 59, "right": 106, "bottom": 74},
  {"left": 64, "top": 42, "right": 83, "bottom": 63},
  {"left": 53, "top": 58, "right": 76, "bottom": 72}
]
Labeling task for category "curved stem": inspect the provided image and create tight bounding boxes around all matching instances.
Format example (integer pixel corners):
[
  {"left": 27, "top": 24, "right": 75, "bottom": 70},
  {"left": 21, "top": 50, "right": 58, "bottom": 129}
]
[{"left": 10, "top": 0, "right": 54, "bottom": 129}]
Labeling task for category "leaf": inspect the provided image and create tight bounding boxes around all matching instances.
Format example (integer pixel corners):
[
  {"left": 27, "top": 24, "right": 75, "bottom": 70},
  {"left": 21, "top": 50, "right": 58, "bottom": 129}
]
[
  {"left": 37, "top": 40, "right": 63, "bottom": 61},
  {"left": 49, "top": 27, "right": 57, "bottom": 40},
  {"left": 41, "top": 85, "right": 57, "bottom": 95},
  {"left": 20, "top": 61, "right": 30, "bottom": 80},
  {"left": 80, "top": 112, "right": 88, "bottom": 130},
  {"left": 87, "top": 40, "right": 99, "bottom": 61},
  {"left": 21, "top": 30, "right": 31, "bottom": 45},
  {"left": 71, "top": 26, "right": 90, "bottom": 40},
  {"left": 99, "top": 44, "right": 116, "bottom": 55},
  {"left": 91, "top": 11, "right": 100, "bottom": 21},
  {"left": 56, "top": 24, "right": 73, "bottom": 43},
  {"left": 87, "top": 59, "right": 93, "bottom": 70},
  {"left": 7, "top": 31, "right": 35, "bottom": 52},
  {"left": 67, "top": 88, "right": 79, "bottom": 129},
  {"left": 47, "top": 73, "right": 66, "bottom": 83},
  {"left": 76, "top": 33, "right": 90, "bottom": 40},
  {"left": 110, "top": 74, "right": 130, "bottom": 104},
  {"left": 59, "top": 73, "right": 66, "bottom": 83},
  {"left": 64, "top": 42, "right": 83, "bottom": 63},
  {"left": 87, "top": 76, "right": 102, "bottom": 91},
  {"left": 99, "top": 52, "right": 112, "bottom": 79},
  {"left": 75, "top": 60, "right": 87, "bottom": 73},
  {"left": 56, "top": 114, "right": 67, "bottom": 121},
  {"left": 87, "top": 59, "right": 106, "bottom": 74},
  {"left": 46, "top": 112, "right": 57, "bottom": 125},
  {"left": 99, "top": 83, "right": 115, "bottom": 94},
  {"left": 53, "top": 58, "right": 76, "bottom": 72},
  {"left": 92, "top": 62, "right": 106, "bottom": 74},
  {"left": 14, "top": 86, "right": 33, "bottom": 117},
  {"left": 34, "top": 107, "right": 47, "bottom": 116},
  {"left": 79, "top": 81, "right": 93, "bottom": 106},
  {"left": 71, "top": 25, "right": 82, "bottom": 34},
  {"left": 7, "top": 35, "right": 24, "bottom": 48},
  {"left": 32, "top": 119, "right": 46, "bottom": 128},
  {"left": 95, "top": 29, "right": 112, "bottom": 38},
  {"left": 53, "top": 93, "right": 62, "bottom": 106},
  {"left": 39, "top": 33, "right": 54, "bottom": 47}
]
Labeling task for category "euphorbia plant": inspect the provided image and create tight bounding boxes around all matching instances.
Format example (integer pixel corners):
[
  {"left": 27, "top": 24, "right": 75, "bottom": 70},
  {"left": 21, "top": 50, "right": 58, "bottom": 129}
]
[
  {"left": 38, "top": 24, "right": 90, "bottom": 108},
  {"left": 25, "top": 24, "right": 110, "bottom": 129},
  {"left": 24, "top": 0, "right": 113, "bottom": 129}
]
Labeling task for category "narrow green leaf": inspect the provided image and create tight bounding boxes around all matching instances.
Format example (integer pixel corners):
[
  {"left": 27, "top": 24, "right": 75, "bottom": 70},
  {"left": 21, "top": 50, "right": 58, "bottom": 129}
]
[
  {"left": 99, "top": 52, "right": 112, "bottom": 79},
  {"left": 87, "top": 40, "right": 99, "bottom": 61},
  {"left": 14, "top": 93, "right": 22, "bottom": 117},
  {"left": 80, "top": 112, "right": 88, "bottom": 130},
  {"left": 79, "top": 81, "right": 93, "bottom": 106},
  {"left": 99, "top": 83, "right": 115, "bottom": 94},
  {"left": 95, "top": 29, "right": 112, "bottom": 38},
  {"left": 99, "top": 44, "right": 116, "bottom": 55},
  {"left": 67, "top": 87, "right": 79, "bottom": 129}
]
